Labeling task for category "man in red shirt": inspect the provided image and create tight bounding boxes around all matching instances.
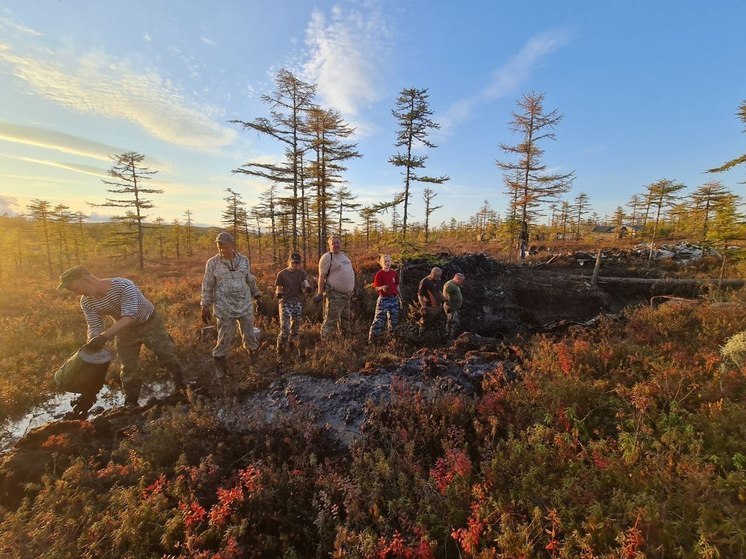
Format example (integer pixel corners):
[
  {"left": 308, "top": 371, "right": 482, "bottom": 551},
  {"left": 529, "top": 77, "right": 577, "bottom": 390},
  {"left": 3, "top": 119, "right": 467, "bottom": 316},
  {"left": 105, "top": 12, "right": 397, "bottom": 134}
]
[{"left": 368, "top": 254, "right": 400, "bottom": 343}]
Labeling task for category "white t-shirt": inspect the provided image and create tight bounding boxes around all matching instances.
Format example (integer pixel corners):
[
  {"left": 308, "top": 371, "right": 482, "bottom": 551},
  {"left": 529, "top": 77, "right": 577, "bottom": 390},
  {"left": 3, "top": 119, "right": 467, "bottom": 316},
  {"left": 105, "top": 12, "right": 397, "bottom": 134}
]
[{"left": 318, "top": 251, "right": 355, "bottom": 294}]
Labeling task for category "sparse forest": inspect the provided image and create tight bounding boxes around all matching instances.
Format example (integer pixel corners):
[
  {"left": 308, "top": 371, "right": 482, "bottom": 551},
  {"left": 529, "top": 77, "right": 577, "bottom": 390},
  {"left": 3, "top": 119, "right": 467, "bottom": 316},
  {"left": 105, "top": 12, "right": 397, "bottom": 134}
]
[{"left": 1, "top": 81, "right": 746, "bottom": 558}]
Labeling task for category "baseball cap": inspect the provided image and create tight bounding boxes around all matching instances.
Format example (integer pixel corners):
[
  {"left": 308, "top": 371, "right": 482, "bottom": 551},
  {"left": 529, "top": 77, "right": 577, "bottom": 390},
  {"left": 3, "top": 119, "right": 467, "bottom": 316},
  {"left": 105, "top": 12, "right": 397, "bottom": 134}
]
[
  {"left": 57, "top": 265, "right": 90, "bottom": 290},
  {"left": 289, "top": 252, "right": 302, "bottom": 262},
  {"left": 215, "top": 231, "right": 235, "bottom": 244}
]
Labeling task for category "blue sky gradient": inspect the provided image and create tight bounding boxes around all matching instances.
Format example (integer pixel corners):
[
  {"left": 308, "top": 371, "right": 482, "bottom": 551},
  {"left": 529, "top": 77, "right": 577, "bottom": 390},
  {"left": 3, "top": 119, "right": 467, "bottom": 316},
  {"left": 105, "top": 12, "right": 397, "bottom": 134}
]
[{"left": 1, "top": 1, "right": 744, "bottom": 227}]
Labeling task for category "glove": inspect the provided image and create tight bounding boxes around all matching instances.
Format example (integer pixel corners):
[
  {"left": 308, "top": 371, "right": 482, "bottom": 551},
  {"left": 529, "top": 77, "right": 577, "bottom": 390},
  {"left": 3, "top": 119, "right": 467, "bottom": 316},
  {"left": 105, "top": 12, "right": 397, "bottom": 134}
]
[
  {"left": 312, "top": 294, "right": 323, "bottom": 305},
  {"left": 201, "top": 306, "right": 211, "bottom": 324},
  {"left": 85, "top": 334, "right": 108, "bottom": 351}
]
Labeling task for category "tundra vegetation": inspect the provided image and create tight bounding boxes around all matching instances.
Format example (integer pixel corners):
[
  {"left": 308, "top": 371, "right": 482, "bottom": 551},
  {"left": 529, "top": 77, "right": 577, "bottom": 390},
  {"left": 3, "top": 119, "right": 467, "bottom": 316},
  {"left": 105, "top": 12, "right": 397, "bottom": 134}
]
[
  {"left": 1, "top": 81, "right": 745, "bottom": 557},
  {"left": 1, "top": 228, "right": 746, "bottom": 557}
]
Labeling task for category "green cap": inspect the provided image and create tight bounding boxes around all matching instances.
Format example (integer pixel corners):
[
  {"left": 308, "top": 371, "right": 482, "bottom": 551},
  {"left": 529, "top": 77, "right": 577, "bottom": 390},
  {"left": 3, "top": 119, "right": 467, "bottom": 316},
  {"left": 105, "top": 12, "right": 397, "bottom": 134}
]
[{"left": 57, "top": 265, "right": 90, "bottom": 290}]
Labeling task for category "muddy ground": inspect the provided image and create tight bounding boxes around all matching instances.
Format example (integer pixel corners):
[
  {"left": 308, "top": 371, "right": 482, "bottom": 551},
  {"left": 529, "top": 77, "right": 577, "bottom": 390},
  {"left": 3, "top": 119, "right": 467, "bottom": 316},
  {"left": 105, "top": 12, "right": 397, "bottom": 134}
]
[{"left": 0, "top": 251, "right": 732, "bottom": 505}]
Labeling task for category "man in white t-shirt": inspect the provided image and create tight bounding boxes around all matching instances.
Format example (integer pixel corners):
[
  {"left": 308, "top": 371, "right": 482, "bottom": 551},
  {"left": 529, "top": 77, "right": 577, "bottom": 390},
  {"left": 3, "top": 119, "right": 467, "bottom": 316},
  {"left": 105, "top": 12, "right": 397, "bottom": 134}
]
[{"left": 314, "top": 235, "right": 355, "bottom": 339}]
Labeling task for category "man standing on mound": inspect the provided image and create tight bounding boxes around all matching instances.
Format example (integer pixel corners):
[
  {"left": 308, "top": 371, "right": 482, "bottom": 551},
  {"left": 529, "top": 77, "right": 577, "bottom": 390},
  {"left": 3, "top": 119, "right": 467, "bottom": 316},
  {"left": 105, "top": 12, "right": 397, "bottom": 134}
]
[
  {"left": 201, "top": 231, "right": 261, "bottom": 377},
  {"left": 57, "top": 265, "right": 186, "bottom": 408}
]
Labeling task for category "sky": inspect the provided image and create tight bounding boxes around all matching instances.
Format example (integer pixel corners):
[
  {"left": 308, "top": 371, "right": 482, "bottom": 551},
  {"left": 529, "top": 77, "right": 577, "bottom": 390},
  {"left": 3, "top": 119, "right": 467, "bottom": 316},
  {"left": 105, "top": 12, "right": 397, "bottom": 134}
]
[{"left": 1, "top": 0, "right": 744, "bottom": 228}]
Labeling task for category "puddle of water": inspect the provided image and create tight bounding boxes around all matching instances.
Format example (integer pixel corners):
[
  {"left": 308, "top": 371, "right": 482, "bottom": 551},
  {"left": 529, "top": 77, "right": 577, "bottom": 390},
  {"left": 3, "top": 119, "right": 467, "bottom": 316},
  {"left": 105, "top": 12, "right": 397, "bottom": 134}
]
[{"left": 0, "top": 381, "right": 178, "bottom": 454}]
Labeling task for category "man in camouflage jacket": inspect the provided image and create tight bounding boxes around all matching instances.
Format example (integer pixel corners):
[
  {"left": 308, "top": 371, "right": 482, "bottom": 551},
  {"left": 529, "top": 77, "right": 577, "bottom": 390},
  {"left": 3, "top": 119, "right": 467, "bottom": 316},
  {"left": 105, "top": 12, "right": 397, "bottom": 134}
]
[{"left": 201, "top": 232, "right": 260, "bottom": 376}]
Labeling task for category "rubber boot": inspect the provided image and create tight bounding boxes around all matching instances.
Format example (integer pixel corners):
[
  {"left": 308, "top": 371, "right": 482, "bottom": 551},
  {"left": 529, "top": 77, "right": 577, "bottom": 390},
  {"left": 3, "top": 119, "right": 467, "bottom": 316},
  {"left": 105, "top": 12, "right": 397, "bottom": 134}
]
[
  {"left": 68, "top": 391, "right": 97, "bottom": 419},
  {"left": 214, "top": 356, "right": 227, "bottom": 378},
  {"left": 169, "top": 366, "right": 188, "bottom": 401},
  {"left": 123, "top": 383, "right": 141, "bottom": 408}
]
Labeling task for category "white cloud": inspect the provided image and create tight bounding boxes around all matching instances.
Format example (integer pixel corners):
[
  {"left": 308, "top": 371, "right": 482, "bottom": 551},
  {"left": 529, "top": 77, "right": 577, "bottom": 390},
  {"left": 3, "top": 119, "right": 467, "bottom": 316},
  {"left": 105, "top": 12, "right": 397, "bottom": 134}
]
[
  {"left": 0, "top": 43, "right": 237, "bottom": 151},
  {"left": 439, "top": 30, "right": 571, "bottom": 137},
  {"left": 201, "top": 36, "right": 215, "bottom": 46},
  {"left": 301, "top": 3, "right": 391, "bottom": 132},
  {"left": 0, "top": 152, "right": 108, "bottom": 178},
  {"left": 0, "top": 194, "right": 20, "bottom": 215},
  {"left": 0, "top": 122, "right": 124, "bottom": 161},
  {"left": 0, "top": 17, "right": 43, "bottom": 37}
]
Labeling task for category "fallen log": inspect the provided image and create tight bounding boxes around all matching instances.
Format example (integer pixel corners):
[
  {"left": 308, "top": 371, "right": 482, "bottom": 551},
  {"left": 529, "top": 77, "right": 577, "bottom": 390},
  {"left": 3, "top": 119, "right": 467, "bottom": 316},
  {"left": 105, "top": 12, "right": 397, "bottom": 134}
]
[{"left": 577, "top": 276, "right": 745, "bottom": 287}]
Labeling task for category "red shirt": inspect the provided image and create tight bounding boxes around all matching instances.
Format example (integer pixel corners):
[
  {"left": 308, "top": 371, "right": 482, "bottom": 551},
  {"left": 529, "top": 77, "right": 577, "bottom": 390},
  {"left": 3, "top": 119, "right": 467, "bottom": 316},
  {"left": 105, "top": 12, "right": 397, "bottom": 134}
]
[{"left": 373, "top": 269, "right": 399, "bottom": 297}]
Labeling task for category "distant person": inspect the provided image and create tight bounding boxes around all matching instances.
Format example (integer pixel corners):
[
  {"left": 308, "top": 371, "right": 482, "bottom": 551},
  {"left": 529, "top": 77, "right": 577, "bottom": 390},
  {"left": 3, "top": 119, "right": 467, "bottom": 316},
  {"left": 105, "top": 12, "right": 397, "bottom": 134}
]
[
  {"left": 368, "top": 254, "right": 400, "bottom": 344},
  {"left": 443, "top": 273, "right": 466, "bottom": 341},
  {"left": 274, "top": 252, "right": 311, "bottom": 354},
  {"left": 57, "top": 265, "right": 186, "bottom": 409},
  {"left": 417, "top": 267, "right": 444, "bottom": 335},
  {"left": 201, "top": 231, "right": 261, "bottom": 377},
  {"left": 314, "top": 235, "right": 356, "bottom": 340},
  {"left": 519, "top": 220, "right": 529, "bottom": 260}
]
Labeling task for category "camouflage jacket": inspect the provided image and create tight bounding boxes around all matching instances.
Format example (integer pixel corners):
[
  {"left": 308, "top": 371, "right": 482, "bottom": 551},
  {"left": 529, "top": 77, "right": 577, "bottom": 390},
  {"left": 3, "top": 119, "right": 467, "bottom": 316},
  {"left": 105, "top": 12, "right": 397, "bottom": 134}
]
[{"left": 201, "top": 252, "right": 259, "bottom": 318}]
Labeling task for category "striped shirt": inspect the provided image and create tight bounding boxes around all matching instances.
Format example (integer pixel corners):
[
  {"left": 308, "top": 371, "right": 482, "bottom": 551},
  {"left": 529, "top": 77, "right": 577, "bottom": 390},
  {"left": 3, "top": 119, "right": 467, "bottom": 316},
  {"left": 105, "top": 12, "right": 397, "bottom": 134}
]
[{"left": 81, "top": 278, "right": 154, "bottom": 338}]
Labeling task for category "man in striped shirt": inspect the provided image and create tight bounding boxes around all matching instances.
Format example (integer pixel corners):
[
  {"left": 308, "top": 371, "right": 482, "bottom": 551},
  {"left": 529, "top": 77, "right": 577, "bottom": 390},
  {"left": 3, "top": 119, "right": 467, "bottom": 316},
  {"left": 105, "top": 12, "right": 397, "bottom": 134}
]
[{"left": 58, "top": 265, "right": 185, "bottom": 407}]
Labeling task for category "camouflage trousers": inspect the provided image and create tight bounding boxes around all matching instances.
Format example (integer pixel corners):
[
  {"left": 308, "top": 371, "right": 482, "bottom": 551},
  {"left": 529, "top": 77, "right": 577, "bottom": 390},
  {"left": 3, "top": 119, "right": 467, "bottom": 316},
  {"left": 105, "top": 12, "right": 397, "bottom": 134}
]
[
  {"left": 369, "top": 296, "right": 399, "bottom": 339},
  {"left": 444, "top": 304, "right": 461, "bottom": 340},
  {"left": 321, "top": 289, "right": 352, "bottom": 339},
  {"left": 277, "top": 299, "right": 303, "bottom": 348},
  {"left": 115, "top": 312, "right": 183, "bottom": 399},
  {"left": 213, "top": 313, "right": 259, "bottom": 358}
]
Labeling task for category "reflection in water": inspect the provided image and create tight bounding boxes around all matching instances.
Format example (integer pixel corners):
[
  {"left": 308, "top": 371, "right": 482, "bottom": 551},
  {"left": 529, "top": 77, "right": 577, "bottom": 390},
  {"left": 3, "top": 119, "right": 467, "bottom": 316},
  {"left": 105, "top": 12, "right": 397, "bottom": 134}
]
[{"left": 0, "top": 381, "right": 177, "bottom": 453}]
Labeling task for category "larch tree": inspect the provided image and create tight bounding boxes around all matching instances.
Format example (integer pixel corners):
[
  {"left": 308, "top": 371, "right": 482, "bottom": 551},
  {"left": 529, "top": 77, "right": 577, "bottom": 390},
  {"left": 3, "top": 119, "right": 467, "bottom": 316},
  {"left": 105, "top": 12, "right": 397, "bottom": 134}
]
[
  {"left": 559, "top": 200, "right": 571, "bottom": 240},
  {"left": 231, "top": 69, "right": 317, "bottom": 251},
  {"left": 709, "top": 192, "right": 743, "bottom": 283},
  {"left": 332, "top": 185, "right": 361, "bottom": 238},
  {"left": 154, "top": 217, "right": 166, "bottom": 259},
  {"left": 644, "top": 178, "right": 687, "bottom": 261},
  {"left": 690, "top": 180, "right": 731, "bottom": 246},
  {"left": 183, "top": 209, "right": 194, "bottom": 257},
  {"left": 389, "top": 87, "right": 449, "bottom": 246},
  {"left": 92, "top": 151, "right": 161, "bottom": 270},
  {"left": 573, "top": 192, "right": 590, "bottom": 240},
  {"left": 627, "top": 194, "right": 643, "bottom": 227},
  {"left": 254, "top": 185, "right": 281, "bottom": 263},
  {"left": 497, "top": 92, "right": 574, "bottom": 254},
  {"left": 221, "top": 188, "right": 247, "bottom": 248},
  {"left": 171, "top": 219, "right": 182, "bottom": 259},
  {"left": 707, "top": 100, "right": 746, "bottom": 180},
  {"left": 249, "top": 206, "right": 264, "bottom": 263},
  {"left": 51, "top": 204, "right": 74, "bottom": 272},
  {"left": 422, "top": 187, "right": 443, "bottom": 244},
  {"left": 25, "top": 198, "right": 54, "bottom": 279},
  {"left": 73, "top": 211, "right": 88, "bottom": 264},
  {"left": 359, "top": 206, "right": 380, "bottom": 250},
  {"left": 305, "top": 106, "right": 360, "bottom": 256}
]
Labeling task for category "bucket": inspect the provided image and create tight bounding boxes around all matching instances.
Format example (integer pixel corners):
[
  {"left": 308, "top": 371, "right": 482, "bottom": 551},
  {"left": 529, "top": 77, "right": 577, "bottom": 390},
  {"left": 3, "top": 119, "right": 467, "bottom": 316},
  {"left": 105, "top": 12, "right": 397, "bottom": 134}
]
[{"left": 54, "top": 347, "right": 112, "bottom": 394}]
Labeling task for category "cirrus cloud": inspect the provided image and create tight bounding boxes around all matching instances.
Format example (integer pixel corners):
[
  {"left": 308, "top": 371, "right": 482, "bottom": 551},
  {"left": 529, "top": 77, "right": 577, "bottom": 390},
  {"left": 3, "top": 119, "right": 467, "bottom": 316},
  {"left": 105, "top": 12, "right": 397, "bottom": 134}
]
[
  {"left": 438, "top": 30, "right": 572, "bottom": 138},
  {"left": 0, "top": 42, "right": 237, "bottom": 151},
  {"left": 301, "top": 3, "right": 391, "bottom": 134}
]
